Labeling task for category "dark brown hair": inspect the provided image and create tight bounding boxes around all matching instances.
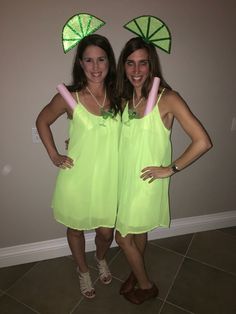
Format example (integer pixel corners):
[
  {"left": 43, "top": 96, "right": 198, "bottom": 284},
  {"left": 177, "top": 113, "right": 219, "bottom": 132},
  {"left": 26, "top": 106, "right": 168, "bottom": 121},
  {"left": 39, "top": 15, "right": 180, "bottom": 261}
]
[
  {"left": 68, "top": 34, "right": 119, "bottom": 113},
  {"left": 116, "top": 37, "right": 171, "bottom": 102}
]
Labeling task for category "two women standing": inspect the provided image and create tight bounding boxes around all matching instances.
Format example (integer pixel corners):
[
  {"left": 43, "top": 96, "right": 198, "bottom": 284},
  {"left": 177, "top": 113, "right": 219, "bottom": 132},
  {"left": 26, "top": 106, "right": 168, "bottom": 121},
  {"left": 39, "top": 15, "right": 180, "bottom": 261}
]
[{"left": 36, "top": 15, "right": 212, "bottom": 304}]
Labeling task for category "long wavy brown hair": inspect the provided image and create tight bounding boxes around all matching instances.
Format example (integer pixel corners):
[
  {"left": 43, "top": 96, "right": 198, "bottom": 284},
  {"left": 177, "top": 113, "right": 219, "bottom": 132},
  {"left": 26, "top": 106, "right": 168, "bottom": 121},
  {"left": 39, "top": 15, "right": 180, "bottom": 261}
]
[
  {"left": 116, "top": 37, "right": 171, "bottom": 104},
  {"left": 67, "top": 34, "right": 119, "bottom": 114}
]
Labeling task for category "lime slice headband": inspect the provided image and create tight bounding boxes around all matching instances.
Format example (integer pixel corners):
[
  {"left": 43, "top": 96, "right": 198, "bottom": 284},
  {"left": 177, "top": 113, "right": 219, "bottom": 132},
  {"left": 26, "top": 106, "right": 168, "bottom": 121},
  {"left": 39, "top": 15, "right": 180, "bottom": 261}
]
[
  {"left": 62, "top": 13, "right": 106, "bottom": 53},
  {"left": 62, "top": 14, "right": 172, "bottom": 54}
]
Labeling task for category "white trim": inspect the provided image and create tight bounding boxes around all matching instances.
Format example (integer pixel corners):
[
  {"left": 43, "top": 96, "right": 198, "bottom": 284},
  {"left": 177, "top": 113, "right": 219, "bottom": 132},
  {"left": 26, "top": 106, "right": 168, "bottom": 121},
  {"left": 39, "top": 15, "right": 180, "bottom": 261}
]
[{"left": 1, "top": 210, "right": 235, "bottom": 268}]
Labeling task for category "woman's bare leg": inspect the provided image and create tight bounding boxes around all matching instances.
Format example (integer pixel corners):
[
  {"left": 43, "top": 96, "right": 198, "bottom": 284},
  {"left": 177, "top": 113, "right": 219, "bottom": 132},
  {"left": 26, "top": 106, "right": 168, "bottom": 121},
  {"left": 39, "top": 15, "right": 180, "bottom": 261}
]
[
  {"left": 95, "top": 227, "right": 114, "bottom": 259},
  {"left": 115, "top": 231, "right": 152, "bottom": 289},
  {"left": 94, "top": 227, "right": 114, "bottom": 284},
  {"left": 67, "top": 227, "right": 88, "bottom": 272},
  {"left": 67, "top": 227, "right": 95, "bottom": 298}
]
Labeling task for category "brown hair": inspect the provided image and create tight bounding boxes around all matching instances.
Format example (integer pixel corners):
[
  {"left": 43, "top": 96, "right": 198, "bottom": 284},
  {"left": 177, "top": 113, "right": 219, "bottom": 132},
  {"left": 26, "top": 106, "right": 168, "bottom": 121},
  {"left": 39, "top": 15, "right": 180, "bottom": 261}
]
[
  {"left": 68, "top": 34, "right": 119, "bottom": 114},
  {"left": 116, "top": 37, "right": 171, "bottom": 102}
]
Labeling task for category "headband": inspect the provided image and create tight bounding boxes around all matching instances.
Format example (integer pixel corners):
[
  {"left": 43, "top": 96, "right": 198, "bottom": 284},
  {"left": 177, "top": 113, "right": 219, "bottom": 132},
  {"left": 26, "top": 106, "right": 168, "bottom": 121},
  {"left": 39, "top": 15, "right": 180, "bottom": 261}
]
[
  {"left": 62, "top": 13, "right": 105, "bottom": 53},
  {"left": 124, "top": 15, "right": 171, "bottom": 54}
]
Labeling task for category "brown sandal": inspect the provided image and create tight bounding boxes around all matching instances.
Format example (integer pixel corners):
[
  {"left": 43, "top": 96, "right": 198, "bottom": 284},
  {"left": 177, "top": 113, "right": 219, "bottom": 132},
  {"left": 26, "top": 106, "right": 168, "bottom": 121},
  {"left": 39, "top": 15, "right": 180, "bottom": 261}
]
[
  {"left": 124, "top": 283, "right": 159, "bottom": 304},
  {"left": 120, "top": 272, "right": 137, "bottom": 295}
]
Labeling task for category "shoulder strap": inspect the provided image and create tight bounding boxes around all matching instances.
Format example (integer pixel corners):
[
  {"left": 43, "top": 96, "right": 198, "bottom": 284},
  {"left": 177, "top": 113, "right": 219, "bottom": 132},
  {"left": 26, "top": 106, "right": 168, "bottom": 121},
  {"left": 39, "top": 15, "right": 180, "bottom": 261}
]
[
  {"left": 157, "top": 88, "right": 165, "bottom": 104},
  {"left": 75, "top": 91, "right": 79, "bottom": 103}
]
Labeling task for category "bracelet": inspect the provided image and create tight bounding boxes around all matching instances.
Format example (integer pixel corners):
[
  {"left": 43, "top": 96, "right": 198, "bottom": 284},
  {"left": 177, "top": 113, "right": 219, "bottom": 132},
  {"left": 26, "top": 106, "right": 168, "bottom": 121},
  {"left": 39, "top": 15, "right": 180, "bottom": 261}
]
[{"left": 171, "top": 163, "right": 180, "bottom": 173}]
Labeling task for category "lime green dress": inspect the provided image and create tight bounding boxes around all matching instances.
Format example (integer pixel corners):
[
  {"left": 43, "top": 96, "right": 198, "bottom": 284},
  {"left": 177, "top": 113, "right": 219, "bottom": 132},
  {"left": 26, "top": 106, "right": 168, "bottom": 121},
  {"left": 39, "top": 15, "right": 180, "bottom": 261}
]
[
  {"left": 52, "top": 94, "right": 120, "bottom": 230},
  {"left": 117, "top": 90, "right": 171, "bottom": 237}
]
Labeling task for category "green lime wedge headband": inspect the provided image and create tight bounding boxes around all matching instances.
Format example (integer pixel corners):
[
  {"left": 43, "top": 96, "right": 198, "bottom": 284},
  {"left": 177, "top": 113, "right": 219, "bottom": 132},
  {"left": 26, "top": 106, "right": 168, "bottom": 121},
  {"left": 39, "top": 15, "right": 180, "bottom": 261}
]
[
  {"left": 62, "top": 13, "right": 105, "bottom": 53},
  {"left": 124, "top": 15, "right": 171, "bottom": 54},
  {"left": 62, "top": 13, "right": 171, "bottom": 54}
]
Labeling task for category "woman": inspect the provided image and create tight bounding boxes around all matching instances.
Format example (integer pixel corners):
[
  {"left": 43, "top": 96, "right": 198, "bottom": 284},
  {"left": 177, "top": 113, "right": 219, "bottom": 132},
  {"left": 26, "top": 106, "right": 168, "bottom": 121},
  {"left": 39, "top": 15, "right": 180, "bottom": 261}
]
[
  {"left": 36, "top": 34, "right": 120, "bottom": 299},
  {"left": 115, "top": 37, "right": 212, "bottom": 304}
]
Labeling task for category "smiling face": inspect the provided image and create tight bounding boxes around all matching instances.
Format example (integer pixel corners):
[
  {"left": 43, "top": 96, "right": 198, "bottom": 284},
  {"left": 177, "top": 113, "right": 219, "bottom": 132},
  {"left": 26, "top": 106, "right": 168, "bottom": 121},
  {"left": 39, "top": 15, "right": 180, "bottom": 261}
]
[
  {"left": 124, "top": 48, "right": 150, "bottom": 90},
  {"left": 80, "top": 45, "right": 109, "bottom": 85}
]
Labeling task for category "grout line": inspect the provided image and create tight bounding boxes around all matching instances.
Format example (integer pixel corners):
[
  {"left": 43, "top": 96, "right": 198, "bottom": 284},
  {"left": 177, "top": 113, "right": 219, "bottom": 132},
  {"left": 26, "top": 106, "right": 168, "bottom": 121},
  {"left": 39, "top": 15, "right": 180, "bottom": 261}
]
[
  {"left": 3, "top": 292, "right": 40, "bottom": 313},
  {"left": 215, "top": 228, "right": 236, "bottom": 238},
  {"left": 185, "top": 255, "right": 236, "bottom": 277},
  {"left": 154, "top": 232, "right": 236, "bottom": 277},
  {"left": 70, "top": 295, "right": 85, "bottom": 314},
  {"left": 163, "top": 300, "right": 195, "bottom": 313},
  {"left": 4, "top": 261, "right": 41, "bottom": 293},
  {"left": 185, "top": 233, "right": 196, "bottom": 256},
  {"left": 149, "top": 241, "right": 187, "bottom": 257},
  {"left": 158, "top": 233, "right": 195, "bottom": 314},
  {"left": 108, "top": 248, "right": 122, "bottom": 266},
  {"left": 184, "top": 231, "right": 236, "bottom": 277},
  {"left": 158, "top": 255, "right": 185, "bottom": 314},
  {"left": 109, "top": 275, "right": 124, "bottom": 283}
]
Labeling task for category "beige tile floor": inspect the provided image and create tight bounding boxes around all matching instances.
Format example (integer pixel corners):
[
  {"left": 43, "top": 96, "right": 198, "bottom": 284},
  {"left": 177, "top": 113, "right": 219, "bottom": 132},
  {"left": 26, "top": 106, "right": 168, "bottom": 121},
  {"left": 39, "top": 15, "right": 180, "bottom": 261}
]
[{"left": 0, "top": 227, "right": 235, "bottom": 314}]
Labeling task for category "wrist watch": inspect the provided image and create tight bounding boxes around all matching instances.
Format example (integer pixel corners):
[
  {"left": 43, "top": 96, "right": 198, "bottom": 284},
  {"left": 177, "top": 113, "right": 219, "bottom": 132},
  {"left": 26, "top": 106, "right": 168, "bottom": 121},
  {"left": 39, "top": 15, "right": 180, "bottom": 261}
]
[{"left": 171, "top": 163, "right": 180, "bottom": 173}]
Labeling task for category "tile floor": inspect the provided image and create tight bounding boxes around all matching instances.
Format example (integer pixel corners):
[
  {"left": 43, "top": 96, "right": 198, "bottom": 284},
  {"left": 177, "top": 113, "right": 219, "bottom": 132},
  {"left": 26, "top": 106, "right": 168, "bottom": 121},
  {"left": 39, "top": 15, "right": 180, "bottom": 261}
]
[{"left": 0, "top": 227, "right": 235, "bottom": 314}]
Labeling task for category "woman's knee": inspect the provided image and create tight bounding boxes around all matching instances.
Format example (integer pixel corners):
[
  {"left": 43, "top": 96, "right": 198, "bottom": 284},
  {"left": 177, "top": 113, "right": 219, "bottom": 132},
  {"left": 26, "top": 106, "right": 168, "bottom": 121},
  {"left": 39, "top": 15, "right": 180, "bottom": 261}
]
[
  {"left": 67, "top": 227, "right": 84, "bottom": 239},
  {"left": 115, "top": 231, "right": 130, "bottom": 248},
  {"left": 96, "top": 227, "right": 114, "bottom": 243}
]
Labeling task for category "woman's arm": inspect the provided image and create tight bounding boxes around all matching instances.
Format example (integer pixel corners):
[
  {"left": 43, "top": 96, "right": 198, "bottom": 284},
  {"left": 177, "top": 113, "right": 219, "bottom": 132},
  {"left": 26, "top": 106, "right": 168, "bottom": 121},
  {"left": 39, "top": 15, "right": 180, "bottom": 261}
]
[
  {"left": 141, "top": 90, "right": 212, "bottom": 182},
  {"left": 36, "top": 93, "right": 74, "bottom": 168},
  {"left": 167, "top": 91, "right": 212, "bottom": 171}
]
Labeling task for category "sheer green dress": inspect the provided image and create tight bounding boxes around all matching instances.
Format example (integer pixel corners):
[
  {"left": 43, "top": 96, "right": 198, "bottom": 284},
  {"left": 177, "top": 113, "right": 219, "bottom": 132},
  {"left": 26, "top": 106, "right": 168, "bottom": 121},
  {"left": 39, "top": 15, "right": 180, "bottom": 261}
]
[
  {"left": 117, "top": 90, "right": 171, "bottom": 237},
  {"left": 52, "top": 94, "right": 120, "bottom": 230}
]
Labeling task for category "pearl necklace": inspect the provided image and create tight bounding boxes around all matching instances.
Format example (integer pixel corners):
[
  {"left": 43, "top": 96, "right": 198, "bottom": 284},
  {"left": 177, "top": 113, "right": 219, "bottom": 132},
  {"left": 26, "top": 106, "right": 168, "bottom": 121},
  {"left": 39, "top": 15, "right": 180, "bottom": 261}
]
[
  {"left": 132, "top": 92, "right": 144, "bottom": 109},
  {"left": 86, "top": 87, "right": 106, "bottom": 108}
]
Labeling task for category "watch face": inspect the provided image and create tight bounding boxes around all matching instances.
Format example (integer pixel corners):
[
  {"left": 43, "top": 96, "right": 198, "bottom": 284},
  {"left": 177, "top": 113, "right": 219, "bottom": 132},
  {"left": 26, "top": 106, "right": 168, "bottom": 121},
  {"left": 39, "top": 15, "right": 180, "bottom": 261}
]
[{"left": 172, "top": 164, "right": 179, "bottom": 172}]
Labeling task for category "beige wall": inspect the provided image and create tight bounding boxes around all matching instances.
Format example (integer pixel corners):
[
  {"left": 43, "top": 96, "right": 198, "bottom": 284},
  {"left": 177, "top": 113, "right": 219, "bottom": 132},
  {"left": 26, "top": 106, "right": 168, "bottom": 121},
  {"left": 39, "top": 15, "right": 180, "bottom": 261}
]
[{"left": 1, "top": 0, "right": 235, "bottom": 248}]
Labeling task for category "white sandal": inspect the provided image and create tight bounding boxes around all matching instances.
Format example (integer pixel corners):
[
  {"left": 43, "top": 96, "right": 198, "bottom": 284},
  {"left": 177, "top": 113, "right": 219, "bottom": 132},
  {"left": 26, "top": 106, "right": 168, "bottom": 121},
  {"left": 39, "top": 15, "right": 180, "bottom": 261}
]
[
  {"left": 78, "top": 270, "right": 95, "bottom": 299},
  {"left": 94, "top": 254, "right": 112, "bottom": 285}
]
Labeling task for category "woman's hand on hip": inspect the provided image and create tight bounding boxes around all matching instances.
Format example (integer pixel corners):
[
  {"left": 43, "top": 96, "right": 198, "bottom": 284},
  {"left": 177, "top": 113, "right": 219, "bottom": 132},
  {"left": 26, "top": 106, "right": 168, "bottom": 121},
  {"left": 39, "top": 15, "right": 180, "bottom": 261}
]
[
  {"left": 51, "top": 153, "right": 74, "bottom": 169},
  {"left": 140, "top": 166, "right": 173, "bottom": 183}
]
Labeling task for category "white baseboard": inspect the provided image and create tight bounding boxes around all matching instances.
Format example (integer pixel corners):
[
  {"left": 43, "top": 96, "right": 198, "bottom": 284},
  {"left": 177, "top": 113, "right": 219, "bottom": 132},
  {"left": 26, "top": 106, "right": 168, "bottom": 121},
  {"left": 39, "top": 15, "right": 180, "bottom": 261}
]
[{"left": 1, "top": 210, "right": 235, "bottom": 268}]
